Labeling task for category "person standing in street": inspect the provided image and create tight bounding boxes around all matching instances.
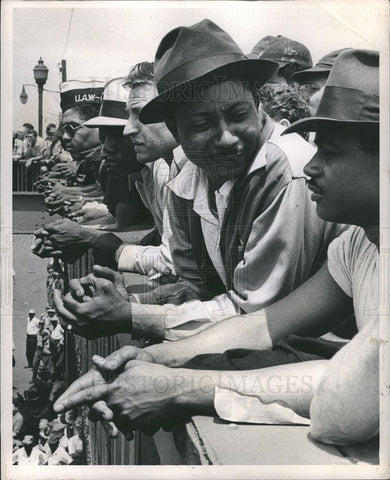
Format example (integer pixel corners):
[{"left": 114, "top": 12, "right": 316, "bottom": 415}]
[{"left": 26, "top": 309, "right": 39, "bottom": 368}]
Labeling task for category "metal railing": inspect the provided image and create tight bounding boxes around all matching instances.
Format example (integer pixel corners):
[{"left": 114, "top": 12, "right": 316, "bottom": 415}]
[
  {"left": 64, "top": 252, "right": 140, "bottom": 465},
  {"left": 13, "top": 160, "right": 40, "bottom": 192}
]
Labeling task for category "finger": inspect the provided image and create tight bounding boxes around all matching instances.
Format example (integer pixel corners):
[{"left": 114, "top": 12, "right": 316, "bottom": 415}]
[
  {"left": 54, "top": 384, "right": 110, "bottom": 412},
  {"left": 92, "top": 265, "right": 118, "bottom": 283},
  {"left": 102, "top": 420, "right": 119, "bottom": 439},
  {"left": 68, "top": 278, "right": 87, "bottom": 299},
  {"left": 92, "top": 347, "right": 139, "bottom": 372},
  {"left": 33, "top": 228, "right": 48, "bottom": 237},
  {"left": 88, "top": 400, "right": 114, "bottom": 422},
  {"left": 53, "top": 293, "right": 77, "bottom": 323}
]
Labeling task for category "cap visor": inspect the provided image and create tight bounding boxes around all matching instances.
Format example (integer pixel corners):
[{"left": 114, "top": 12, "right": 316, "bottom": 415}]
[
  {"left": 140, "top": 58, "right": 279, "bottom": 124},
  {"left": 83, "top": 116, "right": 127, "bottom": 128},
  {"left": 293, "top": 67, "right": 329, "bottom": 82},
  {"left": 283, "top": 117, "right": 379, "bottom": 135}
]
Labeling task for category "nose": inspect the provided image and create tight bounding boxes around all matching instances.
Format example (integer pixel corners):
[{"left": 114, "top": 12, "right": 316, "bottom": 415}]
[
  {"left": 303, "top": 151, "right": 321, "bottom": 178},
  {"left": 61, "top": 129, "right": 72, "bottom": 143},
  {"left": 215, "top": 122, "right": 239, "bottom": 150},
  {"left": 123, "top": 115, "right": 138, "bottom": 137}
]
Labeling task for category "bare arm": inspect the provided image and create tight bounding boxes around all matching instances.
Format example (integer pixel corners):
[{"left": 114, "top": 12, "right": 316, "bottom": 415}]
[
  {"left": 146, "top": 263, "right": 353, "bottom": 367},
  {"left": 310, "top": 317, "right": 379, "bottom": 445}
]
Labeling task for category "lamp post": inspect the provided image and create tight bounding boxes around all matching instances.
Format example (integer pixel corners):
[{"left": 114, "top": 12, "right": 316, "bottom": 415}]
[{"left": 33, "top": 58, "right": 49, "bottom": 136}]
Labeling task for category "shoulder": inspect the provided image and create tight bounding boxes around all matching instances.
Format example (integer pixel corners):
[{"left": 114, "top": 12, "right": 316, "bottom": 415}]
[
  {"left": 328, "top": 226, "right": 373, "bottom": 264},
  {"left": 266, "top": 131, "right": 316, "bottom": 179}
]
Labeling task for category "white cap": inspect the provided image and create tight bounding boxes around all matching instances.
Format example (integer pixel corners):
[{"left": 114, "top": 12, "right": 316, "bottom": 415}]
[{"left": 83, "top": 77, "right": 129, "bottom": 128}]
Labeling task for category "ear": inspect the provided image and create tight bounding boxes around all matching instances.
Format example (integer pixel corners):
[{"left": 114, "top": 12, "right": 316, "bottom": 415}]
[{"left": 279, "top": 118, "right": 291, "bottom": 129}]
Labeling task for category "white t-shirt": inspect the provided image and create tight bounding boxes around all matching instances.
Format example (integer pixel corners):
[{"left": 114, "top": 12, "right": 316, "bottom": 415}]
[
  {"left": 213, "top": 225, "right": 379, "bottom": 425},
  {"left": 327, "top": 226, "right": 378, "bottom": 331},
  {"left": 26, "top": 316, "right": 40, "bottom": 335},
  {"left": 13, "top": 446, "right": 47, "bottom": 465},
  {"left": 67, "top": 434, "right": 83, "bottom": 456},
  {"left": 47, "top": 445, "right": 73, "bottom": 465}
]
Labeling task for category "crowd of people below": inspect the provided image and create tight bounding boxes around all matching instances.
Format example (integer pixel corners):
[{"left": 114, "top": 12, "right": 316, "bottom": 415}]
[
  {"left": 13, "top": 261, "right": 85, "bottom": 465},
  {"left": 14, "top": 20, "right": 380, "bottom": 460}
]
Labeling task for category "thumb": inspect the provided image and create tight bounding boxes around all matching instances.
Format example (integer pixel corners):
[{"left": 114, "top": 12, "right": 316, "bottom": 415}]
[
  {"left": 92, "top": 264, "right": 118, "bottom": 283},
  {"left": 92, "top": 346, "right": 140, "bottom": 371}
]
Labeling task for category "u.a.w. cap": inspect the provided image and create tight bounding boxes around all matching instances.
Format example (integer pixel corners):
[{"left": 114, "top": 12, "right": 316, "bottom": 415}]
[{"left": 60, "top": 80, "right": 105, "bottom": 113}]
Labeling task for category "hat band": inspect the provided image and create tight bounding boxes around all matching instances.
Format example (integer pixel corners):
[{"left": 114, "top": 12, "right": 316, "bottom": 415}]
[
  {"left": 100, "top": 100, "right": 128, "bottom": 120},
  {"left": 60, "top": 88, "right": 104, "bottom": 112},
  {"left": 156, "top": 52, "right": 247, "bottom": 95},
  {"left": 317, "top": 86, "right": 379, "bottom": 122}
]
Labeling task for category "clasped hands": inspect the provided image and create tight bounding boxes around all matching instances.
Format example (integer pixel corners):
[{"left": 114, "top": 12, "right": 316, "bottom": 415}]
[
  {"left": 53, "top": 265, "right": 132, "bottom": 339},
  {"left": 53, "top": 346, "right": 190, "bottom": 439}
]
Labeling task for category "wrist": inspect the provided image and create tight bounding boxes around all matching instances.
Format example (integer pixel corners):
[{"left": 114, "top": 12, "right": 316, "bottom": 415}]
[
  {"left": 117, "top": 300, "right": 132, "bottom": 333},
  {"left": 172, "top": 368, "right": 217, "bottom": 413}
]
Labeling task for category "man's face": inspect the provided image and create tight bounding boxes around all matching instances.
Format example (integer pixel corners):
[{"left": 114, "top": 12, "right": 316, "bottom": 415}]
[
  {"left": 28, "top": 313, "right": 34, "bottom": 319},
  {"left": 123, "top": 83, "right": 176, "bottom": 164},
  {"left": 299, "top": 74, "right": 328, "bottom": 101},
  {"left": 26, "top": 133, "right": 37, "bottom": 146},
  {"left": 39, "top": 419, "right": 49, "bottom": 430},
  {"left": 60, "top": 108, "right": 100, "bottom": 161},
  {"left": 48, "top": 430, "right": 63, "bottom": 446},
  {"left": 174, "top": 79, "right": 260, "bottom": 182},
  {"left": 17, "top": 127, "right": 27, "bottom": 140},
  {"left": 308, "top": 86, "right": 325, "bottom": 117},
  {"left": 47, "top": 128, "right": 57, "bottom": 140},
  {"left": 303, "top": 127, "right": 379, "bottom": 227},
  {"left": 101, "top": 126, "right": 135, "bottom": 168}
]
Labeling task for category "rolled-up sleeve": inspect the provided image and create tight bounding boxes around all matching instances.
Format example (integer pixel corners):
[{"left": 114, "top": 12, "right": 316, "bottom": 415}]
[{"left": 132, "top": 293, "right": 239, "bottom": 340}]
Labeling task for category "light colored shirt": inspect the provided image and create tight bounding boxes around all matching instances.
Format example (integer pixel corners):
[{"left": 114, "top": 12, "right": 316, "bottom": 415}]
[
  {"left": 327, "top": 226, "right": 378, "bottom": 331},
  {"left": 50, "top": 323, "right": 64, "bottom": 342},
  {"left": 13, "top": 411, "right": 24, "bottom": 435},
  {"left": 26, "top": 316, "right": 40, "bottom": 335},
  {"left": 131, "top": 123, "right": 346, "bottom": 340},
  {"left": 47, "top": 445, "right": 73, "bottom": 465},
  {"left": 67, "top": 434, "right": 83, "bottom": 456},
  {"left": 13, "top": 446, "right": 47, "bottom": 465},
  {"left": 213, "top": 227, "right": 379, "bottom": 425},
  {"left": 118, "top": 147, "right": 187, "bottom": 278},
  {"left": 135, "top": 157, "right": 171, "bottom": 235}
]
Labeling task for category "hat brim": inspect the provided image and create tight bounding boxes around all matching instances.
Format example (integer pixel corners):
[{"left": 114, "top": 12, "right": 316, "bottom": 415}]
[
  {"left": 83, "top": 116, "right": 127, "bottom": 128},
  {"left": 283, "top": 116, "right": 379, "bottom": 135},
  {"left": 292, "top": 68, "right": 330, "bottom": 82},
  {"left": 139, "top": 58, "right": 279, "bottom": 124}
]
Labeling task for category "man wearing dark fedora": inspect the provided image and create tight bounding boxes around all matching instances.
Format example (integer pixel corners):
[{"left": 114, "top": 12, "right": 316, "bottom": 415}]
[
  {"left": 56, "top": 19, "right": 345, "bottom": 342},
  {"left": 54, "top": 48, "right": 380, "bottom": 448}
]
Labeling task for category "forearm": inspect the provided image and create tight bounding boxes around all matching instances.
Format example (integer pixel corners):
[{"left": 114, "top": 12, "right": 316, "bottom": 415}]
[
  {"left": 133, "top": 294, "right": 238, "bottom": 341},
  {"left": 145, "top": 309, "right": 271, "bottom": 367},
  {"left": 310, "top": 318, "right": 379, "bottom": 445},
  {"left": 174, "top": 360, "right": 328, "bottom": 419}
]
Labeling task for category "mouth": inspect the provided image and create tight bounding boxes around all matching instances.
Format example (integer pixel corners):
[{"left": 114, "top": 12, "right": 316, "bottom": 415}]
[
  {"left": 216, "top": 149, "right": 247, "bottom": 162},
  {"left": 307, "top": 180, "right": 325, "bottom": 201},
  {"left": 307, "top": 181, "right": 324, "bottom": 195},
  {"left": 131, "top": 139, "right": 145, "bottom": 148}
]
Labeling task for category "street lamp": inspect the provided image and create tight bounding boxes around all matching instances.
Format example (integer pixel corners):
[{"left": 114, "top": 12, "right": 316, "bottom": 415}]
[{"left": 33, "top": 57, "right": 49, "bottom": 136}]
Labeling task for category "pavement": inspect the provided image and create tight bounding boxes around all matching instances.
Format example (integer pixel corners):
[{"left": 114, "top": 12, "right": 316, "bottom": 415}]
[{"left": 13, "top": 233, "right": 49, "bottom": 396}]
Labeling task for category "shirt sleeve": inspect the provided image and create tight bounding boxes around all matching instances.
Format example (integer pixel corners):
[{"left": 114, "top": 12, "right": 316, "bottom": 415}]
[
  {"left": 229, "top": 175, "right": 348, "bottom": 312},
  {"left": 327, "top": 228, "right": 359, "bottom": 298},
  {"left": 131, "top": 293, "right": 239, "bottom": 341},
  {"left": 214, "top": 388, "right": 310, "bottom": 425}
]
